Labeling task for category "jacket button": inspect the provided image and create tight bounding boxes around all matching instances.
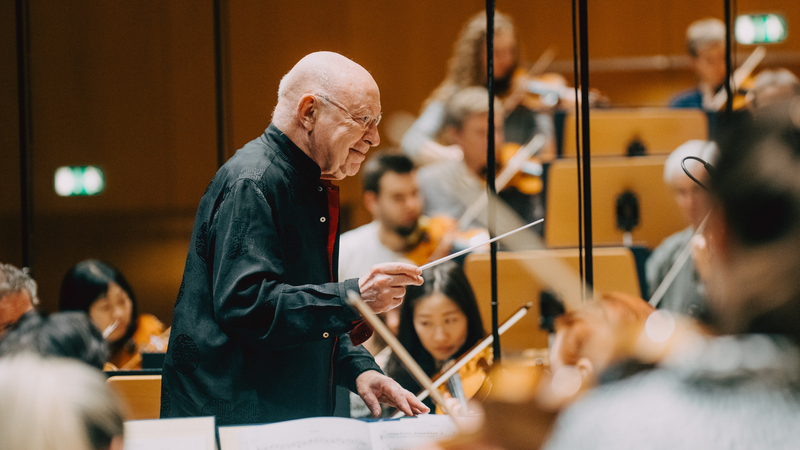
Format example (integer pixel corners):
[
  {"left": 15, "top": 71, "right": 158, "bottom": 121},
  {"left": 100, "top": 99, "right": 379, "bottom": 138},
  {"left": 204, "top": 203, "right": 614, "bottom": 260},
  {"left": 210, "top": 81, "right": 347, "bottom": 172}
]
[
  {"left": 323, "top": 332, "right": 330, "bottom": 338},
  {"left": 320, "top": 217, "right": 326, "bottom": 223},
  {"left": 317, "top": 186, "right": 323, "bottom": 192}
]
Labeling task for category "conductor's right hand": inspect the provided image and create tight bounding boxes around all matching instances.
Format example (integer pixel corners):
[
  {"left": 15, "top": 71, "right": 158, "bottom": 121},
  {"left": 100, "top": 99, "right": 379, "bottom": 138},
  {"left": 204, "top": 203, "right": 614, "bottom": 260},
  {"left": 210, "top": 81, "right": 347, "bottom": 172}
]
[{"left": 358, "top": 263, "right": 423, "bottom": 314}]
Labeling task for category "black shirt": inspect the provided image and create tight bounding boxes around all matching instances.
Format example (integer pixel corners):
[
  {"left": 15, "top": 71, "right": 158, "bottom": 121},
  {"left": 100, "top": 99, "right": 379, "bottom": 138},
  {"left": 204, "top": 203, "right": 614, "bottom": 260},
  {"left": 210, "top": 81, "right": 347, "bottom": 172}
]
[{"left": 161, "top": 124, "right": 380, "bottom": 425}]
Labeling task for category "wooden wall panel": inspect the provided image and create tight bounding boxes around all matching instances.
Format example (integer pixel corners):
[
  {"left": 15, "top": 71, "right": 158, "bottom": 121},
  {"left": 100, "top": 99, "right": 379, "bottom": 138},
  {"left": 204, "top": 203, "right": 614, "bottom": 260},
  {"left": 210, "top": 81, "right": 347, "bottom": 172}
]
[{"left": 0, "top": 0, "right": 22, "bottom": 265}]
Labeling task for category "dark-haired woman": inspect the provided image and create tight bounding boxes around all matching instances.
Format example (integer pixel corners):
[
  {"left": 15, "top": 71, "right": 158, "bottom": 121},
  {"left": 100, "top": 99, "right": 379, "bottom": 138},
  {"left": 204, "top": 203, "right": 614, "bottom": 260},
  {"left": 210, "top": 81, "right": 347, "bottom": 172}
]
[
  {"left": 59, "top": 260, "right": 166, "bottom": 369},
  {"left": 384, "top": 261, "right": 485, "bottom": 412}
]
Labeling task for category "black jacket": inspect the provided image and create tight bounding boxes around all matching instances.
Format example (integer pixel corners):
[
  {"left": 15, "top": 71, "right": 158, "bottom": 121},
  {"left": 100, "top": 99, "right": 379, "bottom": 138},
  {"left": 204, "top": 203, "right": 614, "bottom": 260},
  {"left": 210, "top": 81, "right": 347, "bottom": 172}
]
[{"left": 161, "top": 124, "right": 380, "bottom": 425}]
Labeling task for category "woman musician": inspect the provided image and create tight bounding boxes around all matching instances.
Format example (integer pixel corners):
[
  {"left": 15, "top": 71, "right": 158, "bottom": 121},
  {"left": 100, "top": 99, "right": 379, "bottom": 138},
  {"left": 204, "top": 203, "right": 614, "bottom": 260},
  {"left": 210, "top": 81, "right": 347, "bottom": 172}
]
[{"left": 384, "top": 261, "right": 486, "bottom": 414}]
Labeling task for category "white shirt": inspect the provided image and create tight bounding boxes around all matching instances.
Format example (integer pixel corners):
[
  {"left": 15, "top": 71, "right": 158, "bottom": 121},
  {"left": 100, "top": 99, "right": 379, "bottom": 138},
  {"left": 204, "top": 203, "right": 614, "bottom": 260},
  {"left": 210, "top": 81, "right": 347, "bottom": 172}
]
[{"left": 338, "top": 221, "right": 414, "bottom": 281}]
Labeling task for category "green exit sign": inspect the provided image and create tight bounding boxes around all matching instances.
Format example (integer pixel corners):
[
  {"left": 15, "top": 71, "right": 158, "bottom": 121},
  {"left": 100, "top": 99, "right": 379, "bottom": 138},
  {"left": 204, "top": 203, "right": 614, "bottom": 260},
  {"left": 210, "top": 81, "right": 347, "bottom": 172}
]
[
  {"left": 54, "top": 166, "right": 105, "bottom": 196},
  {"left": 736, "top": 14, "right": 787, "bottom": 44}
]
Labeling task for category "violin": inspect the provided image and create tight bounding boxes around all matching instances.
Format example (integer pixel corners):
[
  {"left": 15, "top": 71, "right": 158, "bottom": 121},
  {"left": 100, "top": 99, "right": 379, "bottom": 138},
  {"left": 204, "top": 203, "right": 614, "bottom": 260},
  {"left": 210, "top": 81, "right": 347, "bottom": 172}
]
[
  {"left": 499, "top": 142, "right": 544, "bottom": 196},
  {"left": 403, "top": 216, "right": 488, "bottom": 266},
  {"left": 434, "top": 346, "right": 493, "bottom": 415},
  {"left": 402, "top": 216, "right": 457, "bottom": 266}
]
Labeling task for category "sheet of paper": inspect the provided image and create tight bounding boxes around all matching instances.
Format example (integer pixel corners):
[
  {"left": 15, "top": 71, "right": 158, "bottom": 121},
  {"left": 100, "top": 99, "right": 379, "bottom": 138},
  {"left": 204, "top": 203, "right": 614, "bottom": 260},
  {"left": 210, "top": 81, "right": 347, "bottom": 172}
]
[
  {"left": 124, "top": 416, "right": 216, "bottom": 450},
  {"left": 368, "top": 415, "right": 459, "bottom": 450},
  {"left": 125, "top": 435, "right": 207, "bottom": 450},
  {"left": 234, "top": 417, "right": 373, "bottom": 450}
]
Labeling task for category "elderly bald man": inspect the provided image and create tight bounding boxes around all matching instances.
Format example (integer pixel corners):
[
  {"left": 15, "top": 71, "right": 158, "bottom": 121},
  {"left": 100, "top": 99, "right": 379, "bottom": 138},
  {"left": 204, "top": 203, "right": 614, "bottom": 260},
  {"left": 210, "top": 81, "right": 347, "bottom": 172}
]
[{"left": 161, "top": 52, "right": 428, "bottom": 425}]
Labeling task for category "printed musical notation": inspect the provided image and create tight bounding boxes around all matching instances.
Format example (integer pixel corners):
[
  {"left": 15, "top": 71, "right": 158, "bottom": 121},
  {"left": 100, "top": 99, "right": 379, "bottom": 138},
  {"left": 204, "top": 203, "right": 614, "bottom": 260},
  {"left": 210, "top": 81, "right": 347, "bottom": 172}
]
[{"left": 224, "top": 415, "right": 458, "bottom": 450}]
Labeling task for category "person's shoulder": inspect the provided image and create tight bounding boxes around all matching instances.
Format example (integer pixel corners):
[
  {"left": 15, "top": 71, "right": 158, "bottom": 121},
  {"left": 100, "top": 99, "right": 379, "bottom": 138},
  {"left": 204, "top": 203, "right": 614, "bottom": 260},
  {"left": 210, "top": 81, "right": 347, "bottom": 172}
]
[
  {"left": 341, "top": 221, "right": 378, "bottom": 242},
  {"left": 418, "top": 161, "right": 460, "bottom": 181},
  {"left": 650, "top": 226, "right": 693, "bottom": 256},
  {"left": 669, "top": 89, "right": 703, "bottom": 109},
  {"left": 544, "top": 369, "right": 677, "bottom": 449}
]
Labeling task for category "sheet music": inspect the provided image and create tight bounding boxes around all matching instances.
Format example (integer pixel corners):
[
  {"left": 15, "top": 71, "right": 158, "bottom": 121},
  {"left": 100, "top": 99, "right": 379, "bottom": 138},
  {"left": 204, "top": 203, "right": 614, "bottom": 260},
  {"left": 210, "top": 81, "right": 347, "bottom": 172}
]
[
  {"left": 125, "top": 435, "right": 207, "bottom": 450},
  {"left": 231, "top": 415, "right": 458, "bottom": 450},
  {"left": 369, "top": 415, "right": 459, "bottom": 450},
  {"left": 236, "top": 417, "right": 372, "bottom": 450}
]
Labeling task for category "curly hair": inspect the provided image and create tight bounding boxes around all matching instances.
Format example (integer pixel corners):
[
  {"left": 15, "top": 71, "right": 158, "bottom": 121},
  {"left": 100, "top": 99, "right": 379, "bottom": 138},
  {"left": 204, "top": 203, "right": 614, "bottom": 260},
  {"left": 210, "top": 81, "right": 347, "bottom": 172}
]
[{"left": 428, "top": 10, "right": 518, "bottom": 105}]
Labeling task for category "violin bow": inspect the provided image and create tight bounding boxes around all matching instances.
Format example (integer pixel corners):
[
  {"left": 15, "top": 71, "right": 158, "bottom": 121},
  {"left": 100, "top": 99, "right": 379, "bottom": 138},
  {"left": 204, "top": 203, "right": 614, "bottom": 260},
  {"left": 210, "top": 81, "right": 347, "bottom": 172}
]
[
  {"left": 709, "top": 46, "right": 766, "bottom": 111},
  {"left": 391, "top": 302, "right": 533, "bottom": 418},
  {"left": 420, "top": 219, "right": 543, "bottom": 271},
  {"left": 345, "top": 291, "right": 462, "bottom": 426},
  {"left": 649, "top": 213, "right": 710, "bottom": 308}
]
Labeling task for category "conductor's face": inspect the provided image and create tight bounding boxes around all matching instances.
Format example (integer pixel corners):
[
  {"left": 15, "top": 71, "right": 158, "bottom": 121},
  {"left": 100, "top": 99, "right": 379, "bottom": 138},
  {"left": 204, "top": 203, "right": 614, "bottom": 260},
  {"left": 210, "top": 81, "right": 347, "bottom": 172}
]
[{"left": 313, "top": 87, "right": 381, "bottom": 180}]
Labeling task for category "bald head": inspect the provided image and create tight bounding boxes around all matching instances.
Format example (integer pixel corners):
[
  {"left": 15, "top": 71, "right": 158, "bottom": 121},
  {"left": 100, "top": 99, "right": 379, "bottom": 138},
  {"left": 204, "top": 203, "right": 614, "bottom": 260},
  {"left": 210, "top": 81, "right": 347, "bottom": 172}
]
[
  {"left": 272, "top": 52, "right": 382, "bottom": 180},
  {"left": 274, "top": 52, "right": 378, "bottom": 126}
]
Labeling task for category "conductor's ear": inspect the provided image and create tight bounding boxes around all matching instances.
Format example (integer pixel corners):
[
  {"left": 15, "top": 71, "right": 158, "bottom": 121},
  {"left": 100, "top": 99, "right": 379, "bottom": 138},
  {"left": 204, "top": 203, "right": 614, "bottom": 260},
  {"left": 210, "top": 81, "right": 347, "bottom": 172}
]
[{"left": 297, "top": 94, "right": 318, "bottom": 131}]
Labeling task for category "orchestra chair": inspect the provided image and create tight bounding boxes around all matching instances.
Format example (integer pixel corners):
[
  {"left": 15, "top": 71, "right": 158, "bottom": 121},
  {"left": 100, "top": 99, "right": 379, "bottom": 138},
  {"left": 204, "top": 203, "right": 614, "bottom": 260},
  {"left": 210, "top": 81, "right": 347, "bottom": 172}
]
[
  {"left": 464, "top": 247, "right": 641, "bottom": 351},
  {"left": 544, "top": 155, "right": 684, "bottom": 249},
  {"left": 561, "top": 108, "right": 708, "bottom": 157},
  {"left": 106, "top": 374, "right": 162, "bottom": 420}
]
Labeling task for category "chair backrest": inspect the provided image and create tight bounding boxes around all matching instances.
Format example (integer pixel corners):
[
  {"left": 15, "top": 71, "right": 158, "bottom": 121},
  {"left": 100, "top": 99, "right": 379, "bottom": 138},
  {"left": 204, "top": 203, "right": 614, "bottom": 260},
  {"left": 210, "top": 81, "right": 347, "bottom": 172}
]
[
  {"left": 544, "top": 155, "right": 685, "bottom": 249},
  {"left": 464, "top": 248, "right": 641, "bottom": 351},
  {"left": 107, "top": 374, "right": 161, "bottom": 420},
  {"left": 561, "top": 108, "right": 708, "bottom": 157}
]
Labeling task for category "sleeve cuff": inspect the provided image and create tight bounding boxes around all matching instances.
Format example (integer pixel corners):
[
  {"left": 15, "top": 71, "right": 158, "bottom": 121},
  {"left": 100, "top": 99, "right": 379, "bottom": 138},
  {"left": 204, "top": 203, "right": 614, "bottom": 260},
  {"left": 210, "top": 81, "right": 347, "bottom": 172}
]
[{"left": 339, "top": 278, "right": 363, "bottom": 323}]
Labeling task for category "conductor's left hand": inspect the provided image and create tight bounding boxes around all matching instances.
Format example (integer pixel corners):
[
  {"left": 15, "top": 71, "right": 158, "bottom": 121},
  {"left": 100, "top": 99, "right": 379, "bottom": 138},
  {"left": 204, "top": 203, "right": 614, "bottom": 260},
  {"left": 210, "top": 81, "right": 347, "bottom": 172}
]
[{"left": 356, "top": 370, "right": 430, "bottom": 418}]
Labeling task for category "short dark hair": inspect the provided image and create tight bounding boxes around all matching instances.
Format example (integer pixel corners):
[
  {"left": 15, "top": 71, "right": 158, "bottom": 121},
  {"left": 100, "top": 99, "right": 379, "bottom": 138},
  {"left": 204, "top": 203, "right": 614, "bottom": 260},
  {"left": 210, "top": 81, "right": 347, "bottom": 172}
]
[
  {"left": 362, "top": 153, "right": 415, "bottom": 194},
  {"left": 0, "top": 311, "right": 108, "bottom": 369}
]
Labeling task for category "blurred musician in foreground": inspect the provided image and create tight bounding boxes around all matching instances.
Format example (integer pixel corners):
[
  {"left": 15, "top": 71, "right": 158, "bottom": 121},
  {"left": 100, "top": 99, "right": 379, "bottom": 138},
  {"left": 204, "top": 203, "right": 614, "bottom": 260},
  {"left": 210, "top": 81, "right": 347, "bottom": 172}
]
[
  {"left": 548, "top": 293, "right": 654, "bottom": 396},
  {"left": 401, "top": 10, "right": 555, "bottom": 166},
  {"left": 421, "top": 293, "right": 654, "bottom": 450},
  {"left": 543, "top": 103, "right": 800, "bottom": 449},
  {"left": 0, "top": 354, "right": 126, "bottom": 450},
  {"left": 645, "top": 140, "right": 716, "bottom": 319},
  {"left": 669, "top": 18, "right": 727, "bottom": 110},
  {"left": 161, "top": 52, "right": 427, "bottom": 425}
]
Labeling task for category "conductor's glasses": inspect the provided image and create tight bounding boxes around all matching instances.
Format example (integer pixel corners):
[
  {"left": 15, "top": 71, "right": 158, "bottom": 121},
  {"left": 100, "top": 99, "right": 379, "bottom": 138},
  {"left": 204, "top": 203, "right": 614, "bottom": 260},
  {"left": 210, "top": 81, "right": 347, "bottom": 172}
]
[{"left": 316, "top": 93, "right": 381, "bottom": 131}]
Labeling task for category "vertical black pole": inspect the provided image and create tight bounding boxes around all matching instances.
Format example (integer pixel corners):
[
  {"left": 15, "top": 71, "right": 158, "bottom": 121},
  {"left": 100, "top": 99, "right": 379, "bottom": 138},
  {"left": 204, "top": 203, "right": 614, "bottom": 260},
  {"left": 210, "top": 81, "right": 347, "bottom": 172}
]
[
  {"left": 213, "top": 0, "right": 228, "bottom": 168},
  {"left": 16, "top": 0, "right": 33, "bottom": 270},
  {"left": 579, "top": 0, "right": 593, "bottom": 293},
  {"left": 485, "top": 1, "right": 500, "bottom": 363},
  {"left": 571, "top": 0, "right": 584, "bottom": 295},
  {"left": 723, "top": 0, "right": 733, "bottom": 115}
]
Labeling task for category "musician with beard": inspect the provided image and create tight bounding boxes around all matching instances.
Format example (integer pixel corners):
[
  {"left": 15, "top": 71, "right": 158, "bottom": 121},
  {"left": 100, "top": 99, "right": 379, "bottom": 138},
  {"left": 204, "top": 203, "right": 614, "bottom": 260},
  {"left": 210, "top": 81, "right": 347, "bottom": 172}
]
[
  {"left": 339, "top": 153, "right": 455, "bottom": 283},
  {"left": 400, "top": 10, "right": 555, "bottom": 166}
]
